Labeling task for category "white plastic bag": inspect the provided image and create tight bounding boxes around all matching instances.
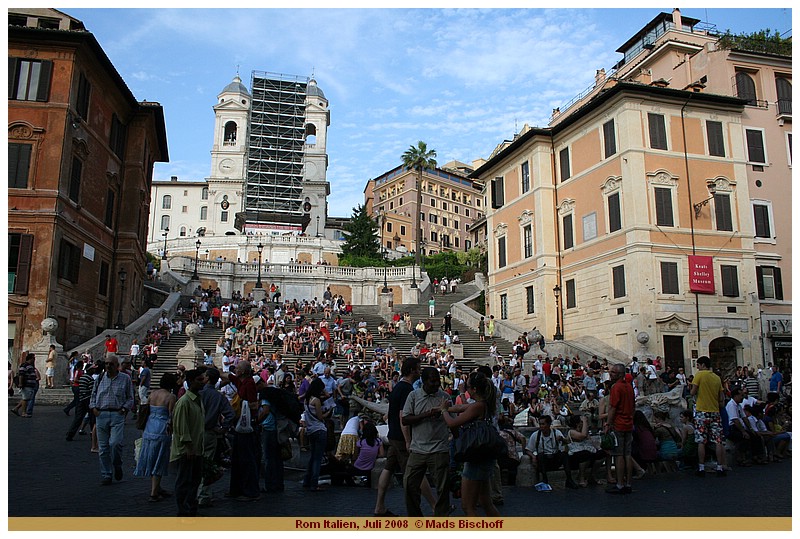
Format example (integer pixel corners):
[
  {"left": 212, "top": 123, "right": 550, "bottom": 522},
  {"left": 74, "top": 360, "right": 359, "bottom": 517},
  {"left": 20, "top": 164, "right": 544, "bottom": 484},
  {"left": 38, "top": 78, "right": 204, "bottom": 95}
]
[{"left": 235, "top": 402, "right": 253, "bottom": 433}]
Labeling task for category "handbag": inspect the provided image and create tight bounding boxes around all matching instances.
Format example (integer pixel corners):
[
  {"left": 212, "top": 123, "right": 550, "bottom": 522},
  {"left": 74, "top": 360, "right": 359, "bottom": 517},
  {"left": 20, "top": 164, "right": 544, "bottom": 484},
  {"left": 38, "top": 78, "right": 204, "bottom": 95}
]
[
  {"left": 235, "top": 401, "right": 254, "bottom": 433},
  {"left": 453, "top": 419, "right": 506, "bottom": 463},
  {"left": 600, "top": 431, "right": 617, "bottom": 450},
  {"left": 136, "top": 404, "right": 150, "bottom": 430}
]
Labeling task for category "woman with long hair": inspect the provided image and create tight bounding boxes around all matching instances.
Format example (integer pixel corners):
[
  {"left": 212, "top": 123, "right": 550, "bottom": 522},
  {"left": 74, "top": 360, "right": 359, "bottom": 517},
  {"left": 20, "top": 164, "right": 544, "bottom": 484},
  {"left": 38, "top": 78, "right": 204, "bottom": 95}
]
[
  {"left": 440, "top": 371, "right": 500, "bottom": 517},
  {"left": 134, "top": 372, "right": 178, "bottom": 501},
  {"left": 303, "top": 377, "right": 331, "bottom": 491}
]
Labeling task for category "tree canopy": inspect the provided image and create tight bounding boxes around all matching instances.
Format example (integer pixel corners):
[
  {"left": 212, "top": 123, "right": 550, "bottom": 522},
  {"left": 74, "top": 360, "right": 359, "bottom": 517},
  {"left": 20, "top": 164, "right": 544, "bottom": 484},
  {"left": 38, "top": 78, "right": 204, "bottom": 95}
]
[
  {"left": 339, "top": 204, "right": 381, "bottom": 266},
  {"left": 401, "top": 141, "right": 437, "bottom": 267}
]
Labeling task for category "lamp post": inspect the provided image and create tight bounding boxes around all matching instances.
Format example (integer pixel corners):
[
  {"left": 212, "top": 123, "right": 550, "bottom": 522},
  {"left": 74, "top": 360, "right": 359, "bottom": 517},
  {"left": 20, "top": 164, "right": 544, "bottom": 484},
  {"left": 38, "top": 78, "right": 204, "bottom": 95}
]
[
  {"left": 116, "top": 266, "right": 127, "bottom": 329},
  {"left": 161, "top": 227, "right": 169, "bottom": 260},
  {"left": 256, "top": 242, "right": 264, "bottom": 289},
  {"left": 553, "top": 284, "right": 563, "bottom": 341},
  {"left": 316, "top": 215, "right": 320, "bottom": 237},
  {"left": 192, "top": 239, "right": 201, "bottom": 280},
  {"left": 410, "top": 250, "right": 418, "bottom": 288}
]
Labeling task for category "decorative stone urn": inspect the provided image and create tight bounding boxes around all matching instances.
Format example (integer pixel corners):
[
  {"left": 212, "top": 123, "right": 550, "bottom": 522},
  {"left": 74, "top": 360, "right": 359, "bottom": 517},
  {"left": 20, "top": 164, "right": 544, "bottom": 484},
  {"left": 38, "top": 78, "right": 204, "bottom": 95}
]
[
  {"left": 635, "top": 331, "right": 653, "bottom": 362},
  {"left": 32, "top": 318, "right": 67, "bottom": 386},
  {"left": 176, "top": 323, "right": 204, "bottom": 370}
]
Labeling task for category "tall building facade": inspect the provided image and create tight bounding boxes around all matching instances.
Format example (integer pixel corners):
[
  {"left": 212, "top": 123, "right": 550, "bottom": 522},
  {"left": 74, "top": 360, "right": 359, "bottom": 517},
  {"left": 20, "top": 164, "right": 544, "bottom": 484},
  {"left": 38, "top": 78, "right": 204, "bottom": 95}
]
[
  {"left": 365, "top": 162, "right": 484, "bottom": 255},
  {"left": 9, "top": 8, "right": 168, "bottom": 357},
  {"left": 476, "top": 9, "right": 791, "bottom": 375}
]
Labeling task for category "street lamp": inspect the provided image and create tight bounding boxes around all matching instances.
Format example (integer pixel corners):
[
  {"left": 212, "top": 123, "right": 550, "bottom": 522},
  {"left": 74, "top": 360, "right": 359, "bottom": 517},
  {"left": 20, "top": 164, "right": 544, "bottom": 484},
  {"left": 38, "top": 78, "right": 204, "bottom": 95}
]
[
  {"left": 116, "top": 266, "right": 127, "bottom": 329},
  {"left": 553, "top": 284, "right": 563, "bottom": 341},
  {"left": 410, "top": 250, "right": 418, "bottom": 289},
  {"left": 316, "top": 215, "right": 320, "bottom": 237},
  {"left": 192, "top": 239, "right": 201, "bottom": 280},
  {"left": 256, "top": 242, "right": 264, "bottom": 288},
  {"left": 161, "top": 227, "right": 169, "bottom": 260}
]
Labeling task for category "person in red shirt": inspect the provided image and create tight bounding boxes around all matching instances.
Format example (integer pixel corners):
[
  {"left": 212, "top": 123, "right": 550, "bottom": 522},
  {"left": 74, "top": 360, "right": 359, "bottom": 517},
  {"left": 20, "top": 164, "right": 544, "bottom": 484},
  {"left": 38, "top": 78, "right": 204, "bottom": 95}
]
[
  {"left": 104, "top": 335, "right": 119, "bottom": 356},
  {"left": 606, "top": 363, "right": 634, "bottom": 494},
  {"left": 542, "top": 359, "right": 552, "bottom": 384}
]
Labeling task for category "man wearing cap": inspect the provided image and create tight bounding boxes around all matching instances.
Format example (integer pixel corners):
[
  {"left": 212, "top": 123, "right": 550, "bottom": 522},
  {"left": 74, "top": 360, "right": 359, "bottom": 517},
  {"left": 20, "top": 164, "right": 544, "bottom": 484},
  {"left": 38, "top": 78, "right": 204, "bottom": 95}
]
[{"left": 89, "top": 354, "right": 134, "bottom": 485}]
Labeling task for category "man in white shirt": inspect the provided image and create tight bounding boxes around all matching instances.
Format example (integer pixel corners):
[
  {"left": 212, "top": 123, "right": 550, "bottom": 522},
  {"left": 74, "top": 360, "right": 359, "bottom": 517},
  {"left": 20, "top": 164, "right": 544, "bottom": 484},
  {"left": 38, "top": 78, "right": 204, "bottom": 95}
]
[
  {"left": 725, "top": 387, "right": 765, "bottom": 465},
  {"left": 524, "top": 414, "right": 577, "bottom": 490}
]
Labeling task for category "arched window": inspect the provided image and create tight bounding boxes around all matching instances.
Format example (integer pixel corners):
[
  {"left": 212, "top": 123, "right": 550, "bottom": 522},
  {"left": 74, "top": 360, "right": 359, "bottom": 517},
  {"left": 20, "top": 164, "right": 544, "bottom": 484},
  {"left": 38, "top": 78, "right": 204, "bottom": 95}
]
[
  {"left": 305, "top": 123, "right": 317, "bottom": 145},
  {"left": 201, "top": 187, "right": 209, "bottom": 200},
  {"left": 160, "top": 215, "right": 170, "bottom": 230},
  {"left": 224, "top": 121, "right": 237, "bottom": 144},
  {"left": 776, "top": 77, "right": 792, "bottom": 115},
  {"left": 179, "top": 226, "right": 187, "bottom": 237},
  {"left": 735, "top": 72, "right": 757, "bottom": 105},
  {"left": 162, "top": 194, "right": 172, "bottom": 209}
]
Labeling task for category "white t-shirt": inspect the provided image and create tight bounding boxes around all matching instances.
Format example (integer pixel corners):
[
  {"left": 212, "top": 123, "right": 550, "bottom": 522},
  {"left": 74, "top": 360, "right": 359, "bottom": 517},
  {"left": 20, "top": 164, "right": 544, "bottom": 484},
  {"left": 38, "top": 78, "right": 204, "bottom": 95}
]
[
  {"left": 725, "top": 399, "right": 744, "bottom": 427},
  {"left": 526, "top": 428, "right": 565, "bottom": 456},
  {"left": 342, "top": 416, "right": 361, "bottom": 436}
]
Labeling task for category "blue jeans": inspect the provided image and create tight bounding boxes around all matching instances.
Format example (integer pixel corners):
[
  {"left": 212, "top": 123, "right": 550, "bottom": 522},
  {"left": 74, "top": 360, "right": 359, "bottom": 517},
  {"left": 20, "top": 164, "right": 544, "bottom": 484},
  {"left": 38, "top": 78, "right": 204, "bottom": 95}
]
[
  {"left": 303, "top": 429, "right": 327, "bottom": 489},
  {"left": 96, "top": 410, "right": 125, "bottom": 479},
  {"left": 25, "top": 387, "right": 38, "bottom": 416}
]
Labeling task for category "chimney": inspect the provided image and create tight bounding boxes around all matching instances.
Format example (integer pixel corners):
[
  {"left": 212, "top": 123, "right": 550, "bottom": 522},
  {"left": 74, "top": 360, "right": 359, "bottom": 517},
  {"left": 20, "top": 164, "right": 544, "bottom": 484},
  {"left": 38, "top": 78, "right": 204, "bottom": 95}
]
[
  {"left": 672, "top": 8, "right": 682, "bottom": 29},
  {"left": 551, "top": 107, "right": 560, "bottom": 120},
  {"left": 170, "top": 175, "right": 178, "bottom": 182},
  {"left": 595, "top": 68, "right": 606, "bottom": 87}
]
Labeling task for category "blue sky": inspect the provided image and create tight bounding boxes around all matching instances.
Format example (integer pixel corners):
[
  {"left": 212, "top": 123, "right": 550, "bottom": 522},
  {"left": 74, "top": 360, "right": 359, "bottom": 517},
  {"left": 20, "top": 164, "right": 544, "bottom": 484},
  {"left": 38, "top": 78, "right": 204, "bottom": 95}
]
[{"left": 64, "top": 6, "right": 792, "bottom": 217}]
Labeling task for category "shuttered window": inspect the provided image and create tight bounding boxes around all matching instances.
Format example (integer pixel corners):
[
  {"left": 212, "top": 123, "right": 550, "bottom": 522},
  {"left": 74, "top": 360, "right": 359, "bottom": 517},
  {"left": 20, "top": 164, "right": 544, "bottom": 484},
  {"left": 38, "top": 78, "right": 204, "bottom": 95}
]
[
  {"left": 612, "top": 265, "right": 626, "bottom": 299},
  {"left": 68, "top": 156, "right": 82, "bottom": 203},
  {"left": 8, "top": 233, "right": 34, "bottom": 295},
  {"left": 648, "top": 113, "right": 668, "bottom": 150},
  {"left": 498, "top": 236, "right": 506, "bottom": 268},
  {"left": 714, "top": 194, "right": 733, "bottom": 231},
  {"left": 562, "top": 214, "right": 574, "bottom": 249},
  {"left": 608, "top": 192, "right": 621, "bottom": 232},
  {"left": 559, "top": 148, "right": 571, "bottom": 181},
  {"left": 9, "top": 143, "right": 32, "bottom": 188},
  {"left": 660, "top": 261, "right": 679, "bottom": 294},
  {"left": 745, "top": 129, "right": 766, "bottom": 163},
  {"left": 603, "top": 120, "right": 616, "bottom": 158},
  {"left": 526, "top": 286, "right": 535, "bottom": 314},
  {"left": 720, "top": 265, "right": 739, "bottom": 297},
  {"left": 706, "top": 121, "right": 725, "bottom": 157},
  {"left": 8, "top": 58, "right": 53, "bottom": 101},
  {"left": 491, "top": 177, "right": 504, "bottom": 208},
  {"left": 753, "top": 204, "right": 771, "bottom": 238},
  {"left": 654, "top": 187, "right": 674, "bottom": 227},
  {"left": 565, "top": 279, "right": 576, "bottom": 309}
]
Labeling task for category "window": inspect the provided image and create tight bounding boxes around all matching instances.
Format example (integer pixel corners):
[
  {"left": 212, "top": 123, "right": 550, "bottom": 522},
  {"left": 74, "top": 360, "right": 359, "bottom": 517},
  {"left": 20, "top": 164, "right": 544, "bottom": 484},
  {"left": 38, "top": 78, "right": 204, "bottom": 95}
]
[
  {"left": 565, "top": 279, "right": 576, "bottom": 309},
  {"left": 454, "top": 221, "right": 459, "bottom": 231},
  {"left": 498, "top": 236, "right": 506, "bottom": 268},
  {"left": 526, "top": 286, "right": 535, "bottom": 314},
  {"left": 201, "top": 187, "right": 209, "bottom": 200},
  {"left": 660, "top": 261, "right": 679, "bottom": 294},
  {"left": 8, "top": 58, "right": 53, "bottom": 101},
  {"left": 775, "top": 77, "right": 791, "bottom": 115},
  {"left": 559, "top": 148, "right": 571, "bottom": 181},
  {"left": 400, "top": 197, "right": 404, "bottom": 205},
  {"left": 160, "top": 215, "right": 170, "bottom": 230},
  {"left": 454, "top": 206, "right": 459, "bottom": 214},
  {"left": 608, "top": 192, "right": 621, "bottom": 232},
  {"left": 442, "top": 202, "right": 448, "bottom": 211},
  {"left": 221, "top": 211, "right": 228, "bottom": 222},
  {"left": 429, "top": 214, "right": 438, "bottom": 224},
  {"left": 58, "top": 240, "right": 80, "bottom": 284},
  {"left": 648, "top": 113, "right": 668, "bottom": 150},
  {"left": 562, "top": 214, "right": 574, "bottom": 250},
  {"left": 181, "top": 206, "right": 188, "bottom": 213},
  {"left": 68, "top": 156, "right": 82, "bottom": 203},
  {"left": 521, "top": 161, "right": 530, "bottom": 193},
  {"left": 753, "top": 203, "right": 772, "bottom": 238},
  {"left": 745, "top": 129, "right": 766, "bottom": 164},
  {"left": 442, "top": 217, "right": 448, "bottom": 227},
  {"left": 735, "top": 72, "right": 757, "bottom": 105},
  {"left": 400, "top": 225, "right": 406, "bottom": 235},
  {"left": 9, "top": 143, "right": 32, "bottom": 188},
  {"left": 431, "top": 199, "right": 436, "bottom": 208},
  {"left": 603, "top": 120, "right": 616, "bottom": 158},
  {"left": 491, "top": 177, "right": 505, "bottom": 208},
  {"left": 104, "top": 190, "right": 115, "bottom": 228},
  {"left": 98, "top": 261, "right": 109, "bottom": 297},
  {"left": 612, "top": 265, "right": 626, "bottom": 299},
  {"left": 654, "top": 187, "right": 674, "bottom": 227},
  {"left": 706, "top": 121, "right": 725, "bottom": 157},
  {"left": 162, "top": 195, "right": 172, "bottom": 209},
  {"left": 183, "top": 190, "right": 188, "bottom": 197},
  {"left": 523, "top": 225, "right": 532, "bottom": 258},
  {"left": 500, "top": 294, "right": 508, "bottom": 320},
  {"left": 465, "top": 208, "right": 470, "bottom": 217},
  {"left": 430, "top": 231, "right": 438, "bottom": 242},
  {"left": 179, "top": 227, "right": 187, "bottom": 237},
  {"left": 720, "top": 265, "right": 739, "bottom": 297},
  {"left": 200, "top": 206, "right": 208, "bottom": 221},
  {"left": 714, "top": 194, "right": 733, "bottom": 231},
  {"left": 389, "top": 201, "right": 394, "bottom": 210},
  {"left": 454, "top": 236, "right": 459, "bottom": 248},
  {"left": 420, "top": 213, "right": 425, "bottom": 222},
  {"left": 109, "top": 114, "right": 126, "bottom": 159},
  {"left": 465, "top": 240, "right": 472, "bottom": 250},
  {"left": 76, "top": 72, "right": 91, "bottom": 121},
  {"left": 787, "top": 133, "right": 793, "bottom": 167},
  {"left": 386, "top": 222, "right": 393, "bottom": 233},
  {"left": 8, "top": 233, "right": 33, "bottom": 295},
  {"left": 756, "top": 266, "right": 783, "bottom": 300}
]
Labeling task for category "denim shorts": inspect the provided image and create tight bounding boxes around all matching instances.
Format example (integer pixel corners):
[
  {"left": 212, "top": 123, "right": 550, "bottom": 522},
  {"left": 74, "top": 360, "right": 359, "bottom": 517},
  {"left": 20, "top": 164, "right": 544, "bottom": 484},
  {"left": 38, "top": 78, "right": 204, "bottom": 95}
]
[
  {"left": 20, "top": 387, "right": 35, "bottom": 400},
  {"left": 462, "top": 459, "right": 495, "bottom": 481}
]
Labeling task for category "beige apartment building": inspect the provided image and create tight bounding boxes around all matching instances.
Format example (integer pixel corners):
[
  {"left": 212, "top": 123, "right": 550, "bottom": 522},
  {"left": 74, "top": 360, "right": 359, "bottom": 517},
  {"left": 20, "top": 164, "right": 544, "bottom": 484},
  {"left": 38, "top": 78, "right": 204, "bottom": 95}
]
[
  {"left": 366, "top": 162, "right": 484, "bottom": 255},
  {"left": 475, "top": 9, "right": 791, "bottom": 375}
]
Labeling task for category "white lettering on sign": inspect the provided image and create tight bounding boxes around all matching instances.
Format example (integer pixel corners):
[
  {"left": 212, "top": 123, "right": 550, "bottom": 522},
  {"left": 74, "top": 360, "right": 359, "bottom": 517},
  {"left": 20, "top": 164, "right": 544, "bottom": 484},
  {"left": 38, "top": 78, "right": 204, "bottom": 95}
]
[{"left": 767, "top": 319, "right": 792, "bottom": 334}]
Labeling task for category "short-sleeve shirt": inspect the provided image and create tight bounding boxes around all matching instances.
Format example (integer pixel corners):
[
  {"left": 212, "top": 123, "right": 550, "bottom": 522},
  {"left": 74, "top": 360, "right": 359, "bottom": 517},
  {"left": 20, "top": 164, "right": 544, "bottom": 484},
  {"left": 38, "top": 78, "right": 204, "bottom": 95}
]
[
  {"left": 693, "top": 369, "right": 722, "bottom": 413},
  {"left": 402, "top": 388, "right": 449, "bottom": 454},
  {"left": 609, "top": 379, "right": 634, "bottom": 432},
  {"left": 526, "top": 427, "right": 565, "bottom": 456},
  {"left": 387, "top": 380, "right": 414, "bottom": 441},
  {"left": 353, "top": 438, "right": 382, "bottom": 471}
]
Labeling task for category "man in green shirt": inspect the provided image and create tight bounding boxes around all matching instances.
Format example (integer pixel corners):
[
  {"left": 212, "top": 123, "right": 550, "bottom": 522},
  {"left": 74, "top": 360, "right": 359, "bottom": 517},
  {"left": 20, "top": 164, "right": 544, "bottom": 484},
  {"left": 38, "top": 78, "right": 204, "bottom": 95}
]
[
  {"left": 171, "top": 368, "right": 207, "bottom": 516},
  {"left": 689, "top": 356, "right": 727, "bottom": 477}
]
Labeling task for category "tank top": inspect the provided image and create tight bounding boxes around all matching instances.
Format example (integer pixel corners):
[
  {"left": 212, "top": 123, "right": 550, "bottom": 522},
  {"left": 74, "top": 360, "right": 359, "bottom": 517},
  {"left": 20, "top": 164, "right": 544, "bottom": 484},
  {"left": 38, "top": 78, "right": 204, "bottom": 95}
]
[{"left": 304, "top": 401, "right": 327, "bottom": 434}]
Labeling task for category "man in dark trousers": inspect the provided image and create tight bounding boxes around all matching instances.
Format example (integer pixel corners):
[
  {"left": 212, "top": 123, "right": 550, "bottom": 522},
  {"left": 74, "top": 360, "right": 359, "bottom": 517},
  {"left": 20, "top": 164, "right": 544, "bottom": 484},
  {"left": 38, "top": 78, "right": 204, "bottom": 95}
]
[
  {"left": 171, "top": 368, "right": 207, "bottom": 516},
  {"left": 197, "top": 368, "right": 235, "bottom": 508}
]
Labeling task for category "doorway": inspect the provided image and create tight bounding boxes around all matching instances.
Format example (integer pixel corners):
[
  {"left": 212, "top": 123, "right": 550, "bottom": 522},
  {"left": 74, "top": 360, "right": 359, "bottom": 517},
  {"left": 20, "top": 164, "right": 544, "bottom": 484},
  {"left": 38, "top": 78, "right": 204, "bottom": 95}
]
[
  {"left": 708, "top": 337, "right": 741, "bottom": 380},
  {"left": 663, "top": 335, "right": 685, "bottom": 372}
]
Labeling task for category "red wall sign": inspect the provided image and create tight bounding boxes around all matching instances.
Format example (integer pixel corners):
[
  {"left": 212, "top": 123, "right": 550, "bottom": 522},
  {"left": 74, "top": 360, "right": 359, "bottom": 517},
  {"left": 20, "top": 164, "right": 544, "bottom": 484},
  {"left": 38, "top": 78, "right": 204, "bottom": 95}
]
[{"left": 689, "top": 255, "right": 715, "bottom": 294}]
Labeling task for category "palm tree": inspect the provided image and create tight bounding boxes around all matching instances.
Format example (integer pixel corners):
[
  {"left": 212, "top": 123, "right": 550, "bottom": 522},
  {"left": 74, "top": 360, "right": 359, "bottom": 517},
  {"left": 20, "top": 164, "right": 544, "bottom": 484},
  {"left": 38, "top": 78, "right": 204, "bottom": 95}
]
[{"left": 401, "top": 141, "right": 437, "bottom": 268}]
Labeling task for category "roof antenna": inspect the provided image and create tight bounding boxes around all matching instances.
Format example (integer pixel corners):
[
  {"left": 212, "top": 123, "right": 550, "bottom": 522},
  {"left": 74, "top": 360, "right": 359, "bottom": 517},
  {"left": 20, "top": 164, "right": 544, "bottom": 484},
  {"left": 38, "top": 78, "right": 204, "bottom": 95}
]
[
  {"left": 311, "top": 67, "right": 316, "bottom": 80},
  {"left": 515, "top": 117, "right": 518, "bottom": 135},
  {"left": 236, "top": 64, "right": 240, "bottom": 77}
]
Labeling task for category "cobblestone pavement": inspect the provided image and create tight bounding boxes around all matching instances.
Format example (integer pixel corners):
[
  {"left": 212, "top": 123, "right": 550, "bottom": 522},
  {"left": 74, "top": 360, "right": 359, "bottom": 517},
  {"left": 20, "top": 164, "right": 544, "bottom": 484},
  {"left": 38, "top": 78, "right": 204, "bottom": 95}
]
[{"left": 7, "top": 406, "right": 792, "bottom": 519}]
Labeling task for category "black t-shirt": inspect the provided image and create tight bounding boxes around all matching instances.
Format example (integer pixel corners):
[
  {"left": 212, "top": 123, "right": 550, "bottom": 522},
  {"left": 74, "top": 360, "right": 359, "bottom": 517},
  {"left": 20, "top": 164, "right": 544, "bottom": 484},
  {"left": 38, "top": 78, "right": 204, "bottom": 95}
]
[{"left": 387, "top": 380, "right": 414, "bottom": 441}]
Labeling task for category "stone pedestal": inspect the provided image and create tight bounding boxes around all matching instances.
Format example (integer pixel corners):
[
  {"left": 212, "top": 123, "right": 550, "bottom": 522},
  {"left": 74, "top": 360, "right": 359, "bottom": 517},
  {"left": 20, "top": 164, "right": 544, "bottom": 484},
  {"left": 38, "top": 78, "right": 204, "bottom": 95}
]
[
  {"left": 176, "top": 323, "right": 204, "bottom": 370},
  {"left": 30, "top": 318, "right": 69, "bottom": 387},
  {"left": 426, "top": 331, "right": 441, "bottom": 345},
  {"left": 378, "top": 291, "right": 393, "bottom": 317},
  {"left": 450, "top": 343, "right": 464, "bottom": 360}
]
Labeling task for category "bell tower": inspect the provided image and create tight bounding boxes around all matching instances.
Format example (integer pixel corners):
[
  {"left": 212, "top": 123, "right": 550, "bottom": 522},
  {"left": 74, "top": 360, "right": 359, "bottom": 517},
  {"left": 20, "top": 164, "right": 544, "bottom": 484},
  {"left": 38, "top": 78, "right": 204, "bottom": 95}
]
[{"left": 303, "top": 78, "right": 331, "bottom": 236}]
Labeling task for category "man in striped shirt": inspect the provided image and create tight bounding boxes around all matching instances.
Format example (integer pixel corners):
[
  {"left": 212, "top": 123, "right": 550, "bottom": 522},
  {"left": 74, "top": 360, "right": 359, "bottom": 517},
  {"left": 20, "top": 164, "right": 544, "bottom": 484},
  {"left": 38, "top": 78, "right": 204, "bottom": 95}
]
[{"left": 66, "top": 363, "right": 98, "bottom": 441}]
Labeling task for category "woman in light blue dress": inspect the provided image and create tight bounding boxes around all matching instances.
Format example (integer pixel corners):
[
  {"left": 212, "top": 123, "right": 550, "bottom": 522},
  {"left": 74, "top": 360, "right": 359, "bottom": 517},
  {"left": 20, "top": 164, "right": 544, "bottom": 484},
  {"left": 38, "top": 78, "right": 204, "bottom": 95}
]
[{"left": 134, "top": 373, "right": 177, "bottom": 501}]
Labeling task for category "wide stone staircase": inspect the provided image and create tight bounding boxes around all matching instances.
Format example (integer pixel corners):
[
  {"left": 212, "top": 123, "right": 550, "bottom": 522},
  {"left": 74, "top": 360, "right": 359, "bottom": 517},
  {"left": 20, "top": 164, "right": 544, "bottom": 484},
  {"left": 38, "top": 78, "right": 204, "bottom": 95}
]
[{"left": 149, "top": 322, "right": 225, "bottom": 387}]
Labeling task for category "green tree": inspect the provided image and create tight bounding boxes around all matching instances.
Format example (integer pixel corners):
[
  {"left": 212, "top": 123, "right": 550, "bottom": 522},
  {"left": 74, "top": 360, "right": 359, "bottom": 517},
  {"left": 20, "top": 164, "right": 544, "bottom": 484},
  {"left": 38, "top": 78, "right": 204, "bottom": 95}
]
[
  {"left": 339, "top": 204, "right": 381, "bottom": 265},
  {"left": 401, "top": 141, "right": 437, "bottom": 268}
]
